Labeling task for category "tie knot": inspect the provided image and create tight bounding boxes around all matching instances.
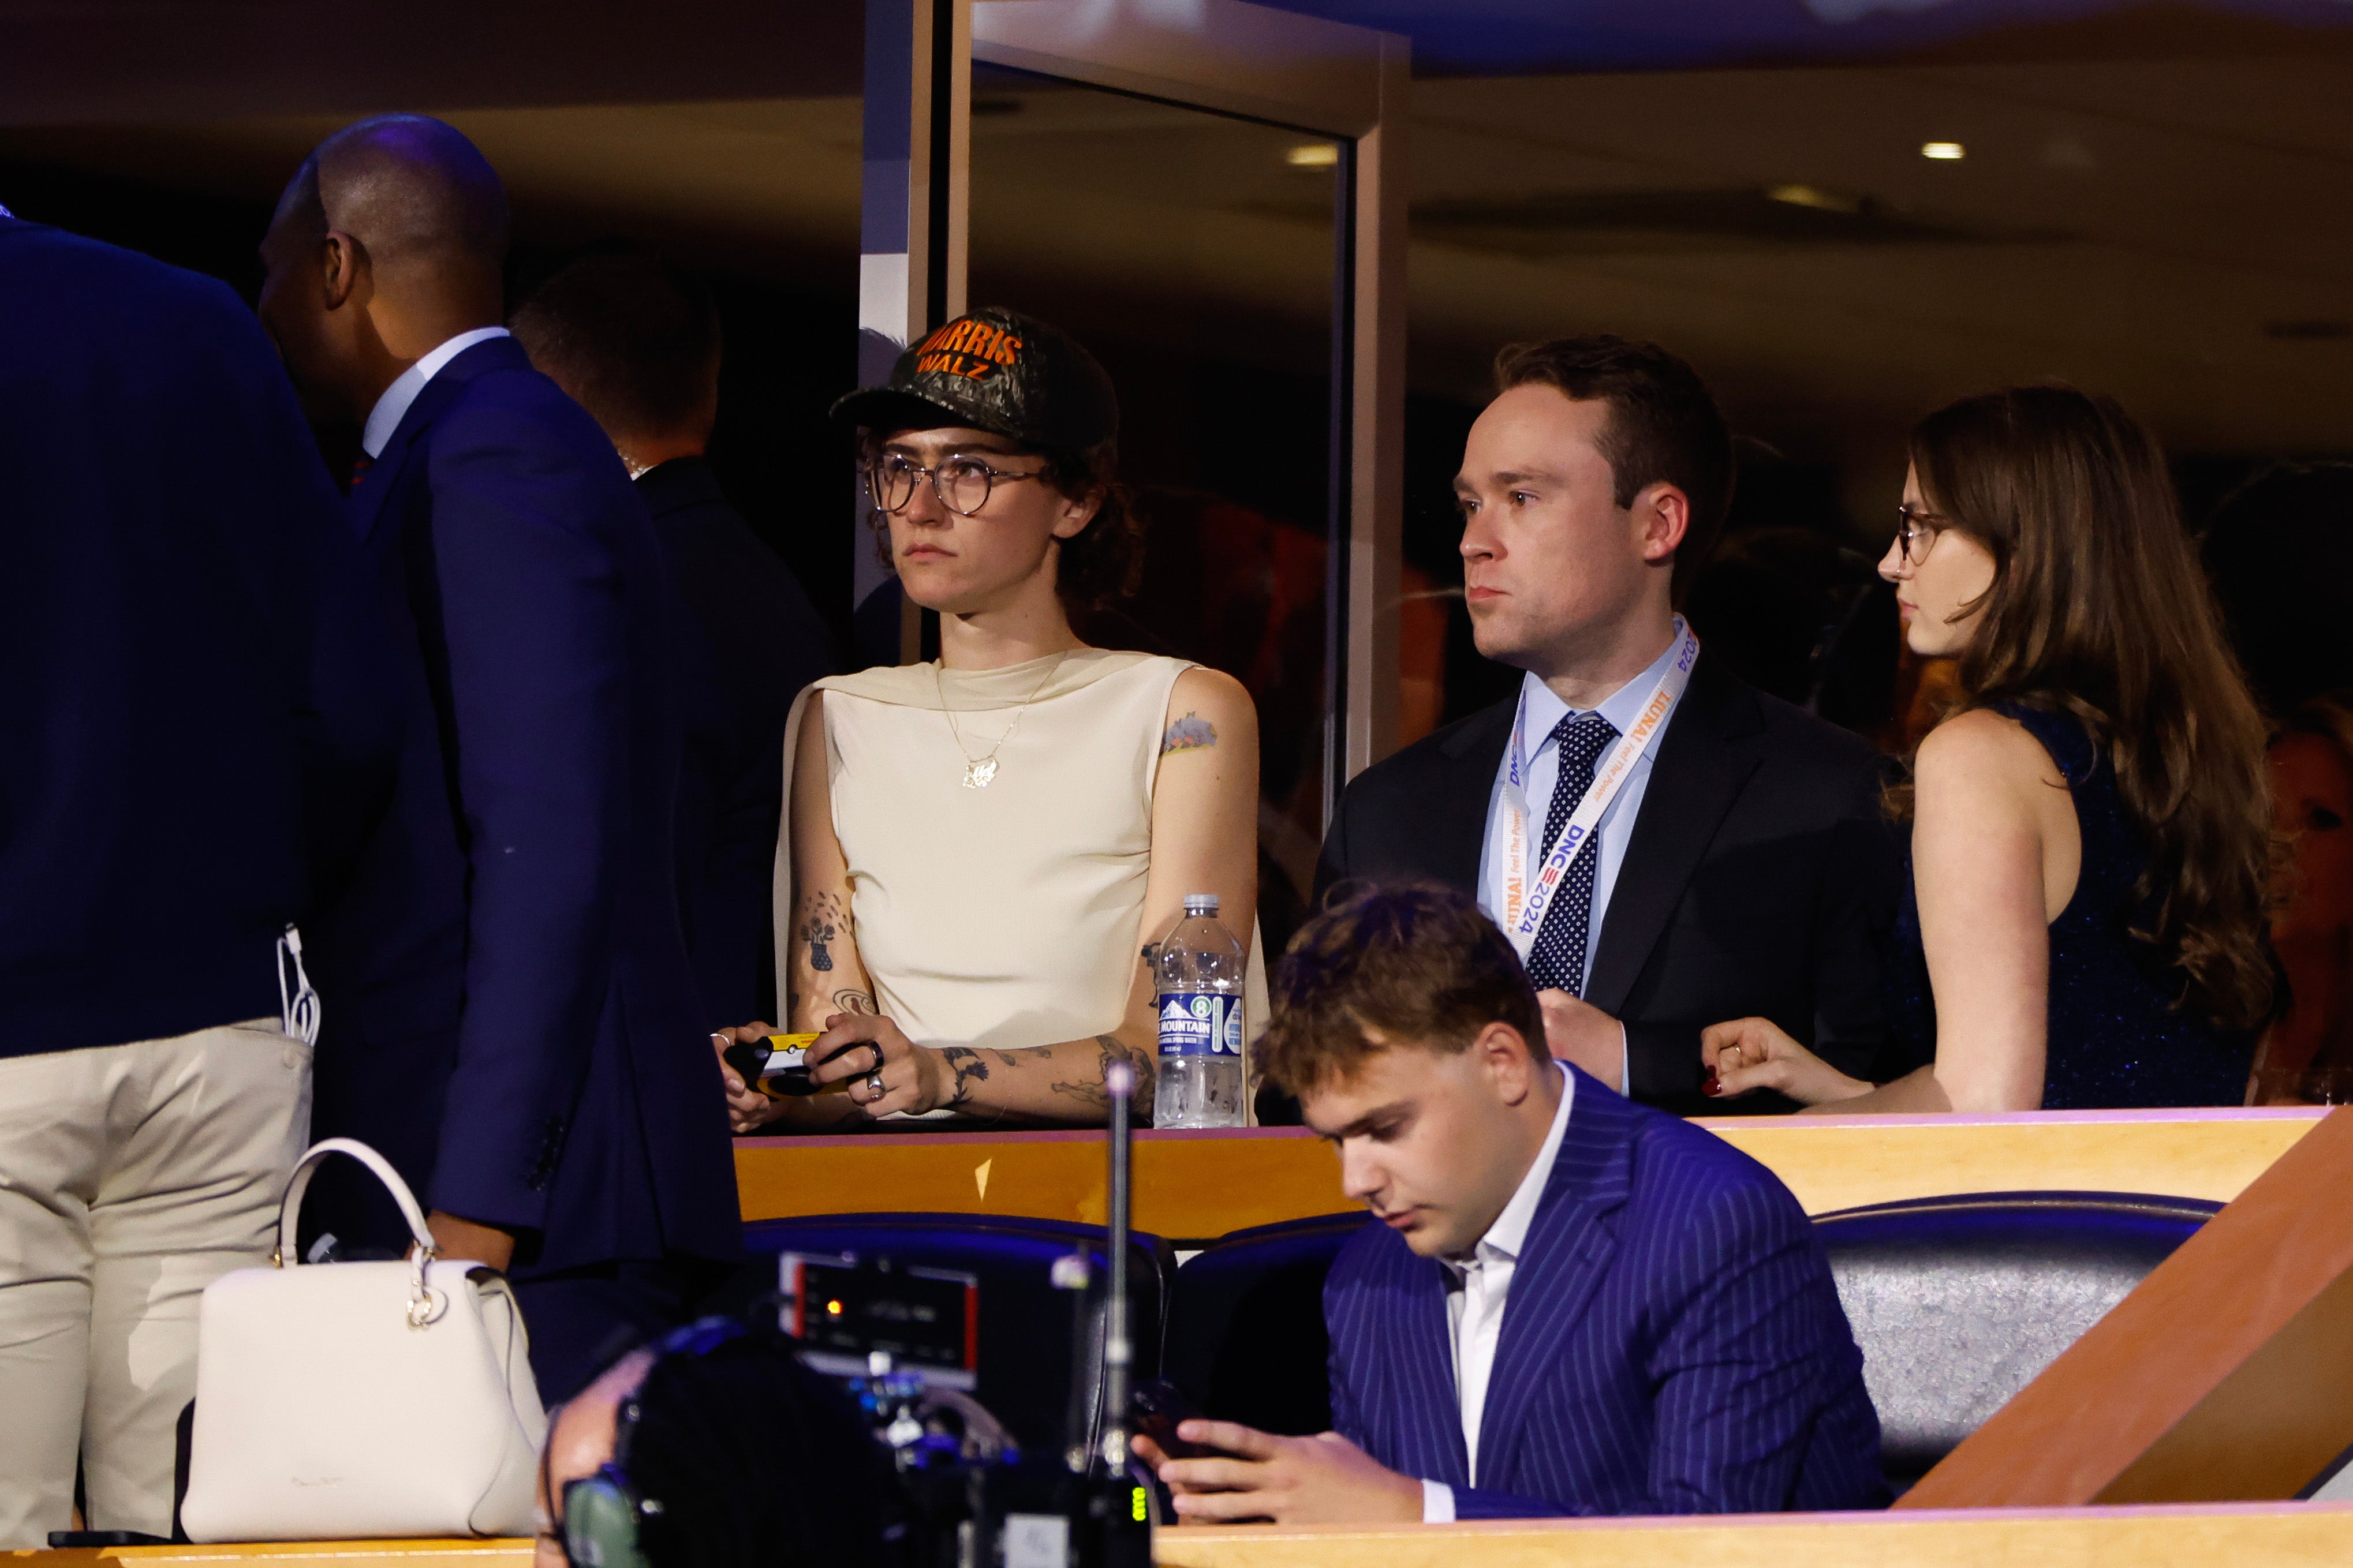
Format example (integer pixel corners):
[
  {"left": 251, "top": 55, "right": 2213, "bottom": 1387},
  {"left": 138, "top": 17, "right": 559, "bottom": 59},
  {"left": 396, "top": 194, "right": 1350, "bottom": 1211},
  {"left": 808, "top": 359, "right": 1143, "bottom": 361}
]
[{"left": 1550, "top": 711, "right": 1618, "bottom": 769}]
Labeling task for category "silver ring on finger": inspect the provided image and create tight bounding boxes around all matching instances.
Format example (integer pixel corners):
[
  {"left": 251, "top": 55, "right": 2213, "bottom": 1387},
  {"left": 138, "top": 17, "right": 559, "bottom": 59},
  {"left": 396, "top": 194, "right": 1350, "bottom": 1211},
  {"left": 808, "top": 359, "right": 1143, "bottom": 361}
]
[{"left": 865, "top": 1069, "right": 886, "bottom": 1102}]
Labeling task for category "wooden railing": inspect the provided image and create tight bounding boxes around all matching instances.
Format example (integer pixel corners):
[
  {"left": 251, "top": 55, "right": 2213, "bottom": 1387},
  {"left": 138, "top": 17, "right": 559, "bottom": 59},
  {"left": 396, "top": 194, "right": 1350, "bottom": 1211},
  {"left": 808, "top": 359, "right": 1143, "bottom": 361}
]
[
  {"left": 27, "top": 1502, "right": 2353, "bottom": 1566},
  {"left": 734, "top": 1107, "right": 2329, "bottom": 1239}
]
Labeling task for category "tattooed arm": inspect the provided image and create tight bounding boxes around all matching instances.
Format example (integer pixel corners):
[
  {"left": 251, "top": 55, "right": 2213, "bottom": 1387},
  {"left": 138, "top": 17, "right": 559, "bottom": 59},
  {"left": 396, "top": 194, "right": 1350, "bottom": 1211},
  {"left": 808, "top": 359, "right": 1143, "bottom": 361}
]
[
  {"left": 713, "top": 693, "right": 879, "bottom": 1132},
  {"left": 795, "top": 960, "right": 1161, "bottom": 1126},
  {"left": 1146, "top": 669, "right": 1259, "bottom": 935}
]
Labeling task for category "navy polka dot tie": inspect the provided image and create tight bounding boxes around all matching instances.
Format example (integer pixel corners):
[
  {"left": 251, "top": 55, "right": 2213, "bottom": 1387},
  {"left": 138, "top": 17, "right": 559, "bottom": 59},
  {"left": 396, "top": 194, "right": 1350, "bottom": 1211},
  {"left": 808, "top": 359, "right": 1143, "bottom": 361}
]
[{"left": 1524, "top": 712, "right": 1619, "bottom": 997}]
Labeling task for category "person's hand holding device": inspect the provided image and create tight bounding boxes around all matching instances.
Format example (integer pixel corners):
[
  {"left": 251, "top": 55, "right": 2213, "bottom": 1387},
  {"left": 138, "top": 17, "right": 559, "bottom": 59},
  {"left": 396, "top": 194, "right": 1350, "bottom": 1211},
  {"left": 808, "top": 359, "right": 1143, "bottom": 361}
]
[{"left": 1132, "top": 1419, "right": 1424, "bottom": 1525}]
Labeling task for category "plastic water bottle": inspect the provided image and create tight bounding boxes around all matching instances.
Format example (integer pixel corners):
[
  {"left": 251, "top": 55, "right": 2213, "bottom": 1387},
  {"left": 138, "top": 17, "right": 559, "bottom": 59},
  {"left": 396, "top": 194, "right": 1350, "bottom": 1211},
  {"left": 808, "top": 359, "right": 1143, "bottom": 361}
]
[{"left": 1153, "top": 893, "right": 1247, "bottom": 1129}]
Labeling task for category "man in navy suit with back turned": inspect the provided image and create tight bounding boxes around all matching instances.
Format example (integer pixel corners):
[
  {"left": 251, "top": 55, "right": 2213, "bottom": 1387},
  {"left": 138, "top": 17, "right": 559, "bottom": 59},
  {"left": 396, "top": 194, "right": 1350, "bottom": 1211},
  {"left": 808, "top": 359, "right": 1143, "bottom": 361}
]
[
  {"left": 1137, "top": 884, "right": 1882, "bottom": 1521},
  {"left": 255, "top": 115, "right": 739, "bottom": 1400}
]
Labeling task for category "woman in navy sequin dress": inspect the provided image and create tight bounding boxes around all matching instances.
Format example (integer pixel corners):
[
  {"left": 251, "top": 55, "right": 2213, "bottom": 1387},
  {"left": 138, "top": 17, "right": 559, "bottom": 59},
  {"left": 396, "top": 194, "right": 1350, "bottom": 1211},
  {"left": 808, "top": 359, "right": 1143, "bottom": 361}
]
[{"left": 1701, "top": 387, "right": 2274, "bottom": 1112}]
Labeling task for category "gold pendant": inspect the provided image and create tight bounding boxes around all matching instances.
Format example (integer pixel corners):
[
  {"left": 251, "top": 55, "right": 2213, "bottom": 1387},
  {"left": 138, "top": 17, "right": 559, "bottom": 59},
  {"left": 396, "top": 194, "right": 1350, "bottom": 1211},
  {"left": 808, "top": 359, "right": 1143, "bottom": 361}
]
[{"left": 962, "top": 758, "right": 999, "bottom": 789}]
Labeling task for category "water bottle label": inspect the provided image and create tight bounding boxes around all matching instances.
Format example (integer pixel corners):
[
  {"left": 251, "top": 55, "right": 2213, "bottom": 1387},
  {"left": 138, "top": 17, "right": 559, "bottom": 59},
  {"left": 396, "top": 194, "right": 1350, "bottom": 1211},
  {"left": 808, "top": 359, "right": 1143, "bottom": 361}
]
[{"left": 1157, "top": 993, "right": 1242, "bottom": 1057}]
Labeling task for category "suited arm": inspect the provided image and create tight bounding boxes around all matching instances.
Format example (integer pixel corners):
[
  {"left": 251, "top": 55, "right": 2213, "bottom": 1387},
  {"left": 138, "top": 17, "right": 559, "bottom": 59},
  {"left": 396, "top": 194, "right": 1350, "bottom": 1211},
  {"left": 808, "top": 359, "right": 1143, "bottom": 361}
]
[
  {"left": 1324, "top": 1258, "right": 1577, "bottom": 1522},
  {"left": 1624, "top": 1017, "right": 1708, "bottom": 1102},
  {"left": 421, "top": 405, "right": 632, "bottom": 1237},
  {"left": 1638, "top": 1178, "right": 1870, "bottom": 1514},
  {"left": 1628, "top": 763, "right": 1898, "bottom": 1104},
  {"left": 1808, "top": 777, "right": 1906, "bottom": 1084},
  {"left": 1436, "top": 1204, "right": 1845, "bottom": 1520}
]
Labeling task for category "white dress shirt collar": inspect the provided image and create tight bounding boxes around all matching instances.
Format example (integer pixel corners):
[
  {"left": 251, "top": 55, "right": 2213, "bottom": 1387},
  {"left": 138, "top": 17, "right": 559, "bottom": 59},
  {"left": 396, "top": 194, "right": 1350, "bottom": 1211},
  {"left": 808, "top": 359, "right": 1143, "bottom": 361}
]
[
  {"left": 360, "top": 325, "right": 510, "bottom": 459},
  {"left": 1518, "top": 628, "right": 1688, "bottom": 753}
]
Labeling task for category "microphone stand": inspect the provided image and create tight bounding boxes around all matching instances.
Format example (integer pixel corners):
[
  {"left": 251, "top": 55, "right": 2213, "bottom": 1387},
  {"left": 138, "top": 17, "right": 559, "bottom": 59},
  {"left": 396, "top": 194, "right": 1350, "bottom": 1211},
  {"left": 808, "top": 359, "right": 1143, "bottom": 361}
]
[{"left": 1073, "top": 1060, "right": 1151, "bottom": 1568}]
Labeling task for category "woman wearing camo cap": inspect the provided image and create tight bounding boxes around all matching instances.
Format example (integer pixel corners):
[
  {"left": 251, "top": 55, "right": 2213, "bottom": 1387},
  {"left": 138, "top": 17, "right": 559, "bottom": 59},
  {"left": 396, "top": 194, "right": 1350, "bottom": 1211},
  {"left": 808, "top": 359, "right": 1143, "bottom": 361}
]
[{"left": 716, "top": 306, "right": 1263, "bottom": 1129}]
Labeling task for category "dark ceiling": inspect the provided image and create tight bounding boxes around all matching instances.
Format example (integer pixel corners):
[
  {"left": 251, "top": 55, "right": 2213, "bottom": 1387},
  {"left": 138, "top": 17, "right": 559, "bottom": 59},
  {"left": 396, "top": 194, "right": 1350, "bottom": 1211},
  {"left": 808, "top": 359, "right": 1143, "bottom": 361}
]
[{"left": 1256, "top": 0, "right": 2353, "bottom": 72}]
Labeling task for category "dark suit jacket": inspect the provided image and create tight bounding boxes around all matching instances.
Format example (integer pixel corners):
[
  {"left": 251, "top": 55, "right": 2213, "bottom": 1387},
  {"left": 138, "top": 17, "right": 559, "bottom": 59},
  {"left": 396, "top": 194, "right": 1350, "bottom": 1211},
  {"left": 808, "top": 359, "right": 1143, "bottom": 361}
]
[
  {"left": 306, "top": 335, "right": 738, "bottom": 1271},
  {"left": 1316, "top": 650, "right": 1905, "bottom": 1114},
  {"left": 636, "top": 458, "right": 832, "bottom": 1028},
  {"left": 0, "top": 216, "right": 398, "bottom": 1058},
  {"left": 1325, "top": 1067, "right": 1885, "bottom": 1517}
]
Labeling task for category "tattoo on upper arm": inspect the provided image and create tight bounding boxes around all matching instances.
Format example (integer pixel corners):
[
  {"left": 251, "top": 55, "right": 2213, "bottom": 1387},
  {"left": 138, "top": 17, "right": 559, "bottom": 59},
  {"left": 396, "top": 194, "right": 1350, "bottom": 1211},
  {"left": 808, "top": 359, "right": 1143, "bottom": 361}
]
[
  {"left": 1160, "top": 712, "right": 1217, "bottom": 755},
  {"left": 1050, "top": 1035, "right": 1156, "bottom": 1120},
  {"left": 798, "top": 892, "right": 849, "bottom": 972},
  {"left": 937, "top": 1045, "right": 989, "bottom": 1109}
]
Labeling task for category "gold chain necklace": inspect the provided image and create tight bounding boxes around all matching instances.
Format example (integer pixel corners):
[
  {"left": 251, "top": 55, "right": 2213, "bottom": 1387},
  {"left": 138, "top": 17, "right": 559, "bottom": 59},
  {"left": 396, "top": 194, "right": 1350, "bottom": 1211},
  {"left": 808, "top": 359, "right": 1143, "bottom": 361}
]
[{"left": 936, "top": 650, "right": 1070, "bottom": 789}]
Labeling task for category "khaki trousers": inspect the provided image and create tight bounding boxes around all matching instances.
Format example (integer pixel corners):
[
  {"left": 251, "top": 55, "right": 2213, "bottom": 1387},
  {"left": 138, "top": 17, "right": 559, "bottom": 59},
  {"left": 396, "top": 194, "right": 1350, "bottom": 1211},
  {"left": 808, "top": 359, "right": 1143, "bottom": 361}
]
[{"left": 0, "top": 1020, "right": 310, "bottom": 1548}]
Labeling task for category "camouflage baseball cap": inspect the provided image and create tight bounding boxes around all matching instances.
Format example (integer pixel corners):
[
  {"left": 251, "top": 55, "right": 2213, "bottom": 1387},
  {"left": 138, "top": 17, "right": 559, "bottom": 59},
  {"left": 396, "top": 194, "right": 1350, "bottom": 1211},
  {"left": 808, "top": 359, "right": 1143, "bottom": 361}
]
[{"left": 831, "top": 305, "right": 1118, "bottom": 455}]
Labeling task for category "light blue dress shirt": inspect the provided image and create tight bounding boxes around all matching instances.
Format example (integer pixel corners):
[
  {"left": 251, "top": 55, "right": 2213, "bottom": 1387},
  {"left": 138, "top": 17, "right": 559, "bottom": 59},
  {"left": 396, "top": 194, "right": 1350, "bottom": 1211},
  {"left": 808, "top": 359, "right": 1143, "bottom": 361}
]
[{"left": 1475, "top": 633, "right": 1684, "bottom": 1000}]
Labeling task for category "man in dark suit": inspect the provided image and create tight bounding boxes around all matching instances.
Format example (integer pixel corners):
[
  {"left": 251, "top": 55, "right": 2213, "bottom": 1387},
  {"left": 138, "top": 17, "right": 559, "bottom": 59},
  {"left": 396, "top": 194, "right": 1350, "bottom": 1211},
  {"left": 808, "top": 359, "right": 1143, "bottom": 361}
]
[
  {"left": 1138, "top": 886, "right": 1882, "bottom": 1521},
  {"left": 1315, "top": 335, "right": 1903, "bottom": 1116},
  {"left": 510, "top": 248, "right": 834, "bottom": 1028},
  {"left": 255, "top": 116, "right": 739, "bottom": 1399},
  {"left": 0, "top": 207, "right": 399, "bottom": 1544}
]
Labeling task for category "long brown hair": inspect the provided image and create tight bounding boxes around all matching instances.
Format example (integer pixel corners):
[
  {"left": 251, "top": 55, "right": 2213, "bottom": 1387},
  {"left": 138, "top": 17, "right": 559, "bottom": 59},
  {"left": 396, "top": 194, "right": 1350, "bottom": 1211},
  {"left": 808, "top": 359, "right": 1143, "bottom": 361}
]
[{"left": 1906, "top": 385, "right": 2276, "bottom": 1031}]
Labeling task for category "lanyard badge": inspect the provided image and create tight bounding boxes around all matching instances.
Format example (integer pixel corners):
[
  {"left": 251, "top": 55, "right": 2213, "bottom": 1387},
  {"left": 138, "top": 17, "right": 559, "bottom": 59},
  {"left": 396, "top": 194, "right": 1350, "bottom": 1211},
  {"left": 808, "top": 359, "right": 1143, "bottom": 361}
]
[{"left": 1489, "top": 620, "right": 1700, "bottom": 965}]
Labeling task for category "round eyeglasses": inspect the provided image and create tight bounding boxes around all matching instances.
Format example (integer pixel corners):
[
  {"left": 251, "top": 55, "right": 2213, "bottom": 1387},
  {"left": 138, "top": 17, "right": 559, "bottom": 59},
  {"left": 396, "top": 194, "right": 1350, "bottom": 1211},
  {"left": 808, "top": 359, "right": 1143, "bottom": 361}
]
[
  {"left": 864, "top": 451, "right": 1047, "bottom": 518},
  {"left": 1895, "top": 502, "right": 1948, "bottom": 568}
]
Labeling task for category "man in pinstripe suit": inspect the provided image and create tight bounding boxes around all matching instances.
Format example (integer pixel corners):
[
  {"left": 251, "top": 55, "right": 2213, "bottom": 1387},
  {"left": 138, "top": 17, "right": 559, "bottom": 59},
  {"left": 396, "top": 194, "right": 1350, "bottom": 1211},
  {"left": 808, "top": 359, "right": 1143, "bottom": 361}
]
[{"left": 1138, "top": 886, "right": 1883, "bottom": 1522}]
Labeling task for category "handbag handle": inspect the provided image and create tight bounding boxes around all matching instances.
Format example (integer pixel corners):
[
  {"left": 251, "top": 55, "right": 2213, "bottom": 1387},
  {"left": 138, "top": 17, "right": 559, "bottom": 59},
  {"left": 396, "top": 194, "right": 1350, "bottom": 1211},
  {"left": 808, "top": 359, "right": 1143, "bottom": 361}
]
[{"left": 277, "top": 1137, "right": 439, "bottom": 1267}]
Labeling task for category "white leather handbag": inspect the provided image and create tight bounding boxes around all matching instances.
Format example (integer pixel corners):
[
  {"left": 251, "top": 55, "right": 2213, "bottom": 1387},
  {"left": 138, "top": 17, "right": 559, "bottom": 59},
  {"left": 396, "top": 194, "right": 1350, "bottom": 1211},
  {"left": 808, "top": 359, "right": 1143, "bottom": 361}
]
[{"left": 180, "top": 1137, "right": 549, "bottom": 1543}]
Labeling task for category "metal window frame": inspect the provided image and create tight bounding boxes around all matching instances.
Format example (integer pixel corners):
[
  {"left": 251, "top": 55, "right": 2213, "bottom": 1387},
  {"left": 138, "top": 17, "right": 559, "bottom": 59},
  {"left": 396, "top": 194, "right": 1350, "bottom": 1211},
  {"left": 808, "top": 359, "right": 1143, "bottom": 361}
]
[{"left": 857, "top": 0, "right": 1409, "bottom": 788}]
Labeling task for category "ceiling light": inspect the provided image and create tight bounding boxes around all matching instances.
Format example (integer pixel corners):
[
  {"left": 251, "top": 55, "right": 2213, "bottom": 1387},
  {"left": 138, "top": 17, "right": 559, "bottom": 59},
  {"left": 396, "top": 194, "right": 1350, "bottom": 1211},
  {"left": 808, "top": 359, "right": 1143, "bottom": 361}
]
[
  {"left": 1285, "top": 143, "right": 1339, "bottom": 169},
  {"left": 1767, "top": 184, "right": 1861, "bottom": 214},
  {"left": 1920, "top": 141, "right": 1966, "bottom": 161}
]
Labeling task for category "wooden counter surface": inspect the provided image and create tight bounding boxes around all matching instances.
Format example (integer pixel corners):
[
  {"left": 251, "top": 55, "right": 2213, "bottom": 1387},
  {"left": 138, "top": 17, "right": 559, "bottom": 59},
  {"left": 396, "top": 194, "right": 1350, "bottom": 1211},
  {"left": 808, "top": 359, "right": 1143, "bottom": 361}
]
[
  {"left": 734, "top": 1106, "right": 2327, "bottom": 1239},
  {"left": 22, "top": 1502, "right": 2353, "bottom": 1567}
]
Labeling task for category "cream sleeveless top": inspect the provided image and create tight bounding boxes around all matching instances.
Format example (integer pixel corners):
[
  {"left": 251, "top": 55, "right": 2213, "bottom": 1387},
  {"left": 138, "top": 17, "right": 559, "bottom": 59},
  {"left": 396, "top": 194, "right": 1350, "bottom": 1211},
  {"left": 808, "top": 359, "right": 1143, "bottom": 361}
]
[{"left": 771, "top": 649, "right": 1267, "bottom": 1058}]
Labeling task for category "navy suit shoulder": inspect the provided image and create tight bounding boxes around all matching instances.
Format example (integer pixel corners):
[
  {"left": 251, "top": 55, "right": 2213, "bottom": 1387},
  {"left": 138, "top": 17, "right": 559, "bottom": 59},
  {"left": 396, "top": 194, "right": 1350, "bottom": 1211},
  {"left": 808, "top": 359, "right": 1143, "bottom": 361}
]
[
  {"left": 1314, "top": 699, "right": 1512, "bottom": 901},
  {"left": 1320, "top": 1083, "right": 1805, "bottom": 1298},
  {"left": 1324, "top": 1069, "right": 1882, "bottom": 1518},
  {"left": 1, "top": 218, "right": 398, "bottom": 1057},
  {"left": 1742, "top": 679, "right": 1889, "bottom": 813}
]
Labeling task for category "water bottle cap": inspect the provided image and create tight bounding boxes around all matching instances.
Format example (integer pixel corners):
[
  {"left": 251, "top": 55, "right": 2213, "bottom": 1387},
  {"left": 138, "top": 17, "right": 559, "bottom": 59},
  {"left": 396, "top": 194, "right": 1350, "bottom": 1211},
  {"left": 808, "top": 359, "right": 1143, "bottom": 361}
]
[{"left": 1183, "top": 893, "right": 1220, "bottom": 916}]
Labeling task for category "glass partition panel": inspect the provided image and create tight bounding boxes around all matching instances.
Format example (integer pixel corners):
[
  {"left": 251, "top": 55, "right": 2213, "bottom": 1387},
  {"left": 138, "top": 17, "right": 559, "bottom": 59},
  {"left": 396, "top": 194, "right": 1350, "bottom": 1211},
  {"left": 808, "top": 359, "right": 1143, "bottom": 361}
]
[{"left": 964, "top": 63, "right": 1340, "bottom": 952}]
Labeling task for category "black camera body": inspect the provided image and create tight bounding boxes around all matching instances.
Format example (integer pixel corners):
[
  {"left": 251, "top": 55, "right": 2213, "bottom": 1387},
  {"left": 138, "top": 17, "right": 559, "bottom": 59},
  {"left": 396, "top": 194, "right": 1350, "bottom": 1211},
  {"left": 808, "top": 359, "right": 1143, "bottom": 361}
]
[{"left": 780, "top": 1251, "right": 1152, "bottom": 1568}]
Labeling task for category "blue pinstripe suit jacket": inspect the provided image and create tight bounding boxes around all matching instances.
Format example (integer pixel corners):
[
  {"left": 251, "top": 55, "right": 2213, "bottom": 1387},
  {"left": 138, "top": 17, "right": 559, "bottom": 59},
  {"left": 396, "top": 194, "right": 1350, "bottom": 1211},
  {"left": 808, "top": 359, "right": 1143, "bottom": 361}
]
[{"left": 1324, "top": 1067, "right": 1885, "bottom": 1517}]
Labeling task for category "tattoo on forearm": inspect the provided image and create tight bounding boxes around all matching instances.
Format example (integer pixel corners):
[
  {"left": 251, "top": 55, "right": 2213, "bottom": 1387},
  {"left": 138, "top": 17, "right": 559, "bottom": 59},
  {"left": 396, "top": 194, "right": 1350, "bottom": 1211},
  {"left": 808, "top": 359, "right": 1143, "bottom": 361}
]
[
  {"left": 798, "top": 892, "right": 849, "bottom": 972},
  {"left": 1049, "top": 1035, "right": 1156, "bottom": 1119},
  {"left": 1160, "top": 712, "right": 1216, "bottom": 755},
  {"left": 937, "top": 1045, "right": 990, "bottom": 1109},
  {"left": 832, "top": 989, "right": 877, "bottom": 1016}
]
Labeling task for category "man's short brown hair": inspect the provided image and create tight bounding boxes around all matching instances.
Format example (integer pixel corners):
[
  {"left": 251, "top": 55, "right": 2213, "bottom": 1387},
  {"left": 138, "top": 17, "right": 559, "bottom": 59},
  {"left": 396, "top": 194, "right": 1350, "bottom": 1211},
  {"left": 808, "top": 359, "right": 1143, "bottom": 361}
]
[
  {"left": 1258, "top": 882, "right": 1544, "bottom": 1095},
  {"left": 510, "top": 245, "right": 719, "bottom": 441},
  {"left": 1493, "top": 332, "right": 1734, "bottom": 598}
]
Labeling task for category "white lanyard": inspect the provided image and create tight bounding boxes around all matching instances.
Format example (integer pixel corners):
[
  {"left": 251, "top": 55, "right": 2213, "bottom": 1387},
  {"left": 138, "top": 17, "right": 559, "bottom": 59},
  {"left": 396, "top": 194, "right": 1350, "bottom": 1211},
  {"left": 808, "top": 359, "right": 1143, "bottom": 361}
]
[{"left": 1489, "top": 620, "right": 1700, "bottom": 964}]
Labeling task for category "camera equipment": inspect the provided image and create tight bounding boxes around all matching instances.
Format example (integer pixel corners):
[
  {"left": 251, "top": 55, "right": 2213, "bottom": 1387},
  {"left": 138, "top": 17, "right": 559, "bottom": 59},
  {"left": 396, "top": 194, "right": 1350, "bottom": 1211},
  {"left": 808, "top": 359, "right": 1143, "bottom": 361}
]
[{"left": 789, "top": 1062, "right": 1155, "bottom": 1568}]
